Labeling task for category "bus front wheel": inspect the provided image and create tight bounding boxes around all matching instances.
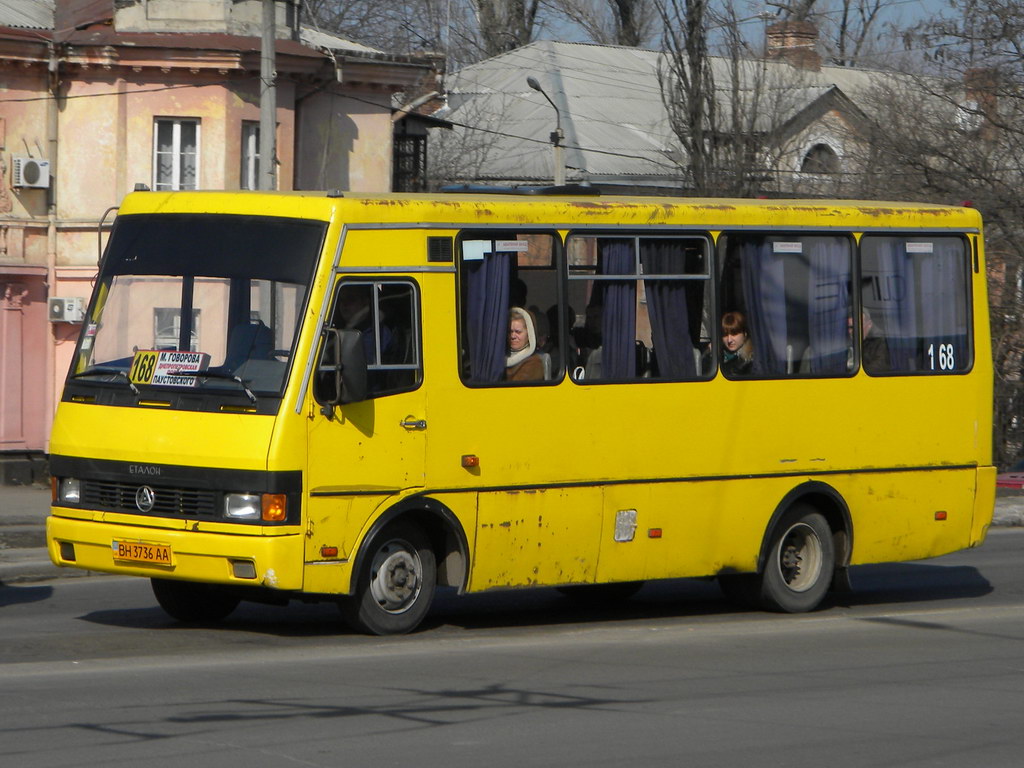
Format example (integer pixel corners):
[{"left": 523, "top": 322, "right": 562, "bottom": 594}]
[
  {"left": 340, "top": 521, "right": 436, "bottom": 635},
  {"left": 760, "top": 507, "right": 834, "bottom": 613},
  {"left": 151, "top": 578, "right": 240, "bottom": 623}
]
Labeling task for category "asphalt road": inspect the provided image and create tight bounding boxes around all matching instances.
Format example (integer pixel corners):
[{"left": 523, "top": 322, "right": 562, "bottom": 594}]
[{"left": 1, "top": 529, "right": 1022, "bottom": 768}]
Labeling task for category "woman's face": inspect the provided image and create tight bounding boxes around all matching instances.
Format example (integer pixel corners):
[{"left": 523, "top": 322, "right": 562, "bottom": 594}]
[
  {"left": 722, "top": 329, "right": 747, "bottom": 352},
  {"left": 509, "top": 318, "right": 528, "bottom": 352}
]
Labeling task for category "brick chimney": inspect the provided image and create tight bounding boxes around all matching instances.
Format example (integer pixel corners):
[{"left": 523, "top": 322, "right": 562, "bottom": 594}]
[{"left": 766, "top": 20, "right": 821, "bottom": 71}]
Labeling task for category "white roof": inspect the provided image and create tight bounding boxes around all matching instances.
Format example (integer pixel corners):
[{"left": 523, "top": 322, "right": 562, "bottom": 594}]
[
  {"left": 439, "top": 40, "right": 902, "bottom": 186},
  {"left": 0, "top": 0, "right": 53, "bottom": 29}
]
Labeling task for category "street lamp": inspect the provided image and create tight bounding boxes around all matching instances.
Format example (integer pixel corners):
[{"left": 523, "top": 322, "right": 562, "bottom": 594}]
[{"left": 526, "top": 76, "right": 566, "bottom": 187}]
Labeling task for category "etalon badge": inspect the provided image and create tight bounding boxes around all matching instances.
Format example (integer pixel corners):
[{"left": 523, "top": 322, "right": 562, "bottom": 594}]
[{"left": 135, "top": 485, "right": 156, "bottom": 513}]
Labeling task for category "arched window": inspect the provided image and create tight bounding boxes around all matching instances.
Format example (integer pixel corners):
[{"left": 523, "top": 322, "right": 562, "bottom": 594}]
[{"left": 801, "top": 143, "right": 841, "bottom": 174}]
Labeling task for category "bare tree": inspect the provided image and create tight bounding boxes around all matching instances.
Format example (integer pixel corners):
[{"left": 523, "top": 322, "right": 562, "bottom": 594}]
[
  {"left": 547, "top": 0, "right": 657, "bottom": 47},
  {"left": 472, "top": 0, "right": 542, "bottom": 57},
  {"left": 656, "top": 0, "right": 808, "bottom": 196}
]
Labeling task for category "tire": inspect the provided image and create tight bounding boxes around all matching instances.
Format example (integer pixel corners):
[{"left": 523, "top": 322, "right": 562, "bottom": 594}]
[
  {"left": 759, "top": 507, "right": 835, "bottom": 613},
  {"left": 340, "top": 521, "right": 436, "bottom": 635},
  {"left": 151, "top": 578, "right": 240, "bottom": 623}
]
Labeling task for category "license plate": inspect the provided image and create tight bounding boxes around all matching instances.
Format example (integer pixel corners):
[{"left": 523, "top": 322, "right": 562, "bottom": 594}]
[{"left": 112, "top": 540, "right": 173, "bottom": 566}]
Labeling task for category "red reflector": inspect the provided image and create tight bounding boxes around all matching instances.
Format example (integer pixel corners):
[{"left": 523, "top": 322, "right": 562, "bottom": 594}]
[
  {"left": 321, "top": 546, "right": 339, "bottom": 558},
  {"left": 935, "top": 511, "right": 948, "bottom": 521},
  {"left": 648, "top": 528, "right": 663, "bottom": 539},
  {"left": 461, "top": 454, "right": 480, "bottom": 468}
]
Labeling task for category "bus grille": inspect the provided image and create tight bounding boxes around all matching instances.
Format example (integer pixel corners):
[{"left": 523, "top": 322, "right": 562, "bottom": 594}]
[{"left": 81, "top": 480, "right": 219, "bottom": 518}]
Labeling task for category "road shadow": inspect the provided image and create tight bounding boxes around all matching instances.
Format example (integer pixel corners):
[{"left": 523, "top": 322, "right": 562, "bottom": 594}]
[
  {"left": 75, "top": 559, "right": 992, "bottom": 638},
  {"left": 836, "top": 561, "right": 992, "bottom": 607},
  {"left": 0, "top": 583, "right": 54, "bottom": 607}
]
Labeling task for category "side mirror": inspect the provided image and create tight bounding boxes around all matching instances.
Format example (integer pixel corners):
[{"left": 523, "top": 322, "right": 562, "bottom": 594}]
[{"left": 314, "top": 328, "right": 369, "bottom": 415}]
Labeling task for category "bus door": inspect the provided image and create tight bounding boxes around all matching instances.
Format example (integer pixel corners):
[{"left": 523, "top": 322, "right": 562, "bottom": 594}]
[{"left": 305, "top": 278, "right": 426, "bottom": 569}]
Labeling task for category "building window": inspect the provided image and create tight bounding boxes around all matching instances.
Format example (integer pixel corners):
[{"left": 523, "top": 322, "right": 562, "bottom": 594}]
[
  {"left": 393, "top": 129, "right": 427, "bottom": 192},
  {"left": 241, "top": 121, "right": 260, "bottom": 190},
  {"left": 154, "top": 308, "right": 200, "bottom": 351},
  {"left": 800, "top": 143, "right": 841, "bottom": 174},
  {"left": 154, "top": 119, "right": 199, "bottom": 190}
]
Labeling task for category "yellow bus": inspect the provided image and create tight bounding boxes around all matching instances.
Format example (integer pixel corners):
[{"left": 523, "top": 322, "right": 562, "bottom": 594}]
[{"left": 46, "top": 189, "right": 995, "bottom": 634}]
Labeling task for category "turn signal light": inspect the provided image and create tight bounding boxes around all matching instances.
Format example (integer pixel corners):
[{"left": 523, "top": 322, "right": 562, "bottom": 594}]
[
  {"left": 461, "top": 454, "right": 480, "bottom": 468},
  {"left": 262, "top": 494, "right": 287, "bottom": 522}
]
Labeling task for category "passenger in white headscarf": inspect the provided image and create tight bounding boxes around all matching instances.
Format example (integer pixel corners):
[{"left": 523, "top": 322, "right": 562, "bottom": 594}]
[{"left": 505, "top": 306, "right": 544, "bottom": 381}]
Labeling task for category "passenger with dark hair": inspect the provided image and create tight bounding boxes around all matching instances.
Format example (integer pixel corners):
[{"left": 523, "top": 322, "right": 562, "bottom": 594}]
[{"left": 721, "top": 311, "right": 754, "bottom": 375}]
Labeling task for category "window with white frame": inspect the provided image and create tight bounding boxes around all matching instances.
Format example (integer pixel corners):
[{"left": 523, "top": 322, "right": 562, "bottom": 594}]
[
  {"left": 153, "top": 118, "right": 199, "bottom": 190},
  {"left": 241, "top": 121, "right": 260, "bottom": 190}
]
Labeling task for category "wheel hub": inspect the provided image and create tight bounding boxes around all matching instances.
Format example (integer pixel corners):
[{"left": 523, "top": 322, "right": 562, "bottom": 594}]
[
  {"left": 776, "top": 523, "right": 822, "bottom": 593},
  {"left": 369, "top": 542, "right": 422, "bottom": 613}
]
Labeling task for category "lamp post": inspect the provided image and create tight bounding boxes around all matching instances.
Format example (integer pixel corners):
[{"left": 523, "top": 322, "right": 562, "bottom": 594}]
[{"left": 526, "top": 76, "right": 566, "bottom": 187}]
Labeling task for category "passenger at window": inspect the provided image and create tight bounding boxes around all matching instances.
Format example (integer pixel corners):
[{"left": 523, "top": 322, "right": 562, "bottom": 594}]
[
  {"left": 721, "top": 311, "right": 754, "bottom": 375},
  {"left": 506, "top": 306, "right": 545, "bottom": 381},
  {"left": 858, "top": 308, "right": 890, "bottom": 373}
]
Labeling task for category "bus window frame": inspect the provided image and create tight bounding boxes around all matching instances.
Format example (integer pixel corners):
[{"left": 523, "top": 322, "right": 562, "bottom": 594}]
[
  {"left": 455, "top": 228, "right": 564, "bottom": 389},
  {"left": 565, "top": 230, "right": 715, "bottom": 385},
  {"left": 856, "top": 232, "right": 975, "bottom": 378},
  {"left": 716, "top": 230, "right": 858, "bottom": 381},
  {"left": 318, "top": 276, "right": 424, "bottom": 401}
]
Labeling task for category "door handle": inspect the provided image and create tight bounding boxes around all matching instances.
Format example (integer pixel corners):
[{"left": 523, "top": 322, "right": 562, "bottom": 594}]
[{"left": 400, "top": 416, "right": 427, "bottom": 430}]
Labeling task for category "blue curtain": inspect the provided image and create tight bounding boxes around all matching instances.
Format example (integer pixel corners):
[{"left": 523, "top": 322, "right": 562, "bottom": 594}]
[
  {"left": 465, "top": 250, "right": 512, "bottom": 382},
  {"left": 919, "top": 239, "right": 967, "bottom": 370},
  {"left": 640, "top": 241, "right": 695, "bottom": 379},
  {"left": 599, "top": 241, "right": 636, "bottom": 380},
  {"left": 873, "top": 239, "right": 918, "bottom": 370},
  {"left": 740, "top": 239, "right": 788, "bottom": 376},
  {"left": 808, "top": 238, "right": 851, "bottom": 374}
]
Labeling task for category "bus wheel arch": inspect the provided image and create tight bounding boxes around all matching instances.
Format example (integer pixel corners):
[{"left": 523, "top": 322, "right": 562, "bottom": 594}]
[
  {"left": 719, "top": 482, "right": 850, "bottom": 613},
  {"left": 341, "top": 497, "right": 469, "bottom": 635},
  {"left": 759, "top": 482, "right": 852, "bottom": 578}
]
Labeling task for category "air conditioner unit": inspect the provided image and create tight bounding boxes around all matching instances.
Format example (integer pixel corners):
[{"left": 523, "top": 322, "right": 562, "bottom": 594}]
[
  {"left": 48, "top": 297, "right": 85, "bottom": 323},
  {"left": 13, "top": 157, "right": 50, "bottom": 189}
]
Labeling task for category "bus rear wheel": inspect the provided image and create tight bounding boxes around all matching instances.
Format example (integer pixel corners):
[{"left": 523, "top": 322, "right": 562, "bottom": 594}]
[
  {"left": 151, "top": 578, "right": 240, "bottom": 623},
  {"left": 760, "top": 507, "right": 834, "bottom": 613},
  {"left": 340, "top": 521, "right": 436, "bottom": 635}
]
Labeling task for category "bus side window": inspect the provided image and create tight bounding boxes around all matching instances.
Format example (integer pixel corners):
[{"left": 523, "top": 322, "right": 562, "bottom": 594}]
[
  {"left": 325, "top": 279, "right": 421, "bottom": 398},
  {"left": 719, "top": 234, "right": 853, "bottom": 378},
  {"left": 458, "top": 232, "right": 561, "bottom": 386},
  {"left": 567, "top": 234, "right": 712, "bottom": 383},
  {"left": 859, "top": 236, "right": 971, "bottom": 375}
]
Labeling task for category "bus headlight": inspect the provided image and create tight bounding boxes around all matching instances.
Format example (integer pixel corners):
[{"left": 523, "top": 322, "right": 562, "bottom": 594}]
[
  {"left": 224, "top": 493, "right": 261, "bottom": 520},
  {"left": 57, "top": 478, "right": 81, "bottom": 505},
  {"left": 224, "top": 493, "right": 288, "bottom": 522}
]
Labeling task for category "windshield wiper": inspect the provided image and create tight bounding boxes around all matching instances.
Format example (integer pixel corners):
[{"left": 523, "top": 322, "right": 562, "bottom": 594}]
[
  {"left": 166, "top": 370, "right": 258, "bottom": 404},
  {"left": 71, "top": 367, "right": 139, "bottom": 395}
]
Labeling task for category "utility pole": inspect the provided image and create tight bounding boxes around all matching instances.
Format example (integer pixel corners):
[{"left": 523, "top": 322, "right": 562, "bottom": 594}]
[
  {"left": 526, "top": 76, "right": 566, "bottom": 187},
  {"left": 259, "top": 0, "right": 277, "bottom": 190}
]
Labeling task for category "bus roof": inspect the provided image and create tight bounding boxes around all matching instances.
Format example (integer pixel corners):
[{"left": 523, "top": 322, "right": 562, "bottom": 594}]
[{"left": 116, "top": 189, "right": 983, "bottom": 232}]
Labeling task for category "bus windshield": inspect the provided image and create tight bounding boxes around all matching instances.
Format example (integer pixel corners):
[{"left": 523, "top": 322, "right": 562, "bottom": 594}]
[{"left": 70, "top": 213, "right": 326, "bottom": 402}]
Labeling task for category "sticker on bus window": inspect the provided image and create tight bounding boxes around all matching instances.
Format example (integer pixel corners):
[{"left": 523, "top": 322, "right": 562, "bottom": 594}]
[
  {"left": 129, "top": 350, "right": 210, "bottom": 387},
  {"left": 773, "top": 241, "right": 804, "bottom": 253},
  {"left": 462, "top": 241, "right": 490, "bottom": 261},
  {"left": 494, "top": 239, "right": 529, "bottom": 252},
  {"left": 906, "top": 242, "right": 934, "bottom": 253}
]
